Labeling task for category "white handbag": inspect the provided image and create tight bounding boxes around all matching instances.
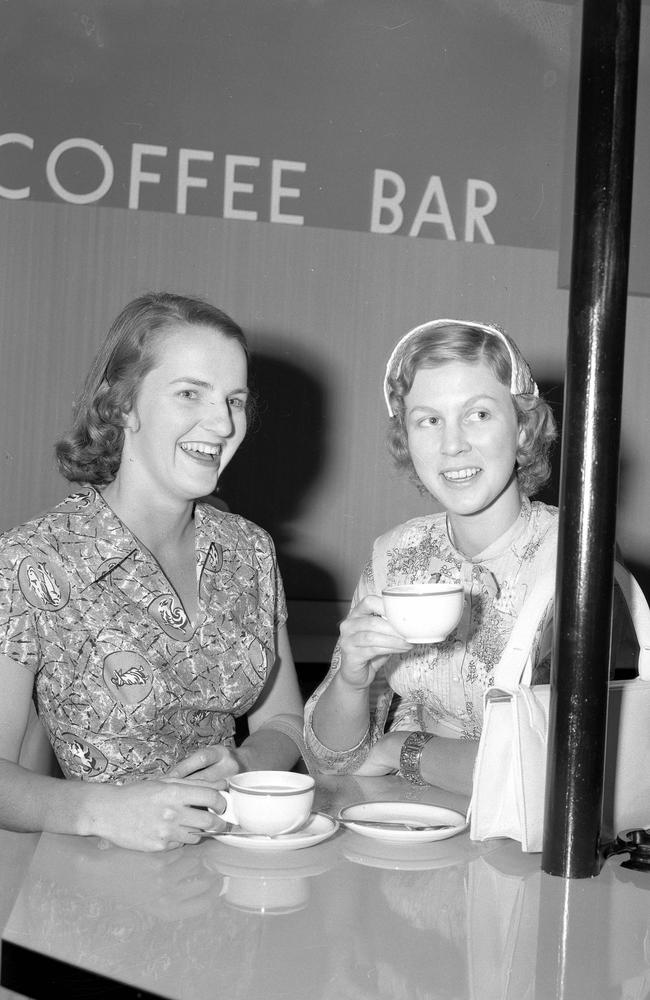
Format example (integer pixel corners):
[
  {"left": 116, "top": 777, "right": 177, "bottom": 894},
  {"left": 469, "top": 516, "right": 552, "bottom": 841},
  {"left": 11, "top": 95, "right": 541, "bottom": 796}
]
[{"left": 469, "top": 562, "right": 650, "bottom": 852}]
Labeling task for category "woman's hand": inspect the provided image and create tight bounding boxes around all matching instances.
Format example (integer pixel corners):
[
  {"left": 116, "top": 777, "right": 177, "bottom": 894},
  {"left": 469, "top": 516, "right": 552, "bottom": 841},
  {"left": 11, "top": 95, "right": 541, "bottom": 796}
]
[
  {"left": 353, "top": 731, "right": 405, "bottom": 776},
  {"left": 338, "top": 594, "right": 412, "bottom": 689},
  {"left": 309, "top": 597, "right": 412, "bottom": 754},
  {"left": 166, "top": 744, "right": 244, "bottom": 784},
  {"left": 93, "top": 777, "right": 228, "bottom": 853}
]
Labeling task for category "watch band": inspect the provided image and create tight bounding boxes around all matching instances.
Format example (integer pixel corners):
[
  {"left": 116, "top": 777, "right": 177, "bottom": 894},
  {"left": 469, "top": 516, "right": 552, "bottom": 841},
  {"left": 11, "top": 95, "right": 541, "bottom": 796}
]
[{"left": 399, "top": 731, "right": 435, "bottom": 785}]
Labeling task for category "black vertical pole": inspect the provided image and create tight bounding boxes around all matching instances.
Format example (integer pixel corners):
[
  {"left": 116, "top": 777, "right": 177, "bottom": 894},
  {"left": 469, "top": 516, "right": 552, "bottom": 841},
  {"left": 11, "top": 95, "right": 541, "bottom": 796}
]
[{"left": 542, "top": 0, "right": 640, "bottom": 878}]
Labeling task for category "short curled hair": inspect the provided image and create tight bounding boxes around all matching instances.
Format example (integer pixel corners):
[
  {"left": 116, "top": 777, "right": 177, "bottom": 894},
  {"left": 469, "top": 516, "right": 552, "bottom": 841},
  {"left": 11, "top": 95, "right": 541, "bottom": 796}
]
[
  {"left": 56, "top": 292, "right": 249, "bottom": 485},
  {"left": 385, "top": 322, "right": 557, "bottom": 497}
]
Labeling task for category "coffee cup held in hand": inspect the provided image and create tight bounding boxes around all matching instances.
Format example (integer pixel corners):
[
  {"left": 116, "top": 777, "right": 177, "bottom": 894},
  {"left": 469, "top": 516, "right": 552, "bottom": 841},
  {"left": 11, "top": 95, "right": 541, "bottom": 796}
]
[
  {"left": 382, "top": 583, "right": 464, "bottom": 644},
  {"left": 219, "top": 770, "right": 315, "bottom": 835}
]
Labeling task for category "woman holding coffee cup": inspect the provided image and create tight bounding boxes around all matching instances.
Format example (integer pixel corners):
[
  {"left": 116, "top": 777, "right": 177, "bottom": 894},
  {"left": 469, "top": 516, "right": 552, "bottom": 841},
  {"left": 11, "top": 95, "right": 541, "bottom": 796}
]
[
  {"left": 0, "top": 292, "right": 303, "bottom": 851},
  {"left": 305, "top": 319, "right": 557, "bottom": 793}
]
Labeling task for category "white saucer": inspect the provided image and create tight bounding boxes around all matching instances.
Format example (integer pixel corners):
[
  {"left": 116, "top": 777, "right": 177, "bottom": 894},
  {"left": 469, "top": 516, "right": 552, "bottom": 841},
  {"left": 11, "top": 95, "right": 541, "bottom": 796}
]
[
  {"left": 338, "top": 801, "right": 467, "bottom": 844},
  {"left": 210, "top": 812, "right": 339, "bottom": 852}
]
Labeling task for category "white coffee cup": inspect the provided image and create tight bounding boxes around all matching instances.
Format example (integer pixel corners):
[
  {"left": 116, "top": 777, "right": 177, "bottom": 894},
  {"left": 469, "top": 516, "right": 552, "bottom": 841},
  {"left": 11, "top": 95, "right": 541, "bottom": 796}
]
[
  {"left": 219, "top": 770, "right": 315, "bottom": 836},
  {"left": 382, "top": 583, "right": 464, "bottom": 643}
]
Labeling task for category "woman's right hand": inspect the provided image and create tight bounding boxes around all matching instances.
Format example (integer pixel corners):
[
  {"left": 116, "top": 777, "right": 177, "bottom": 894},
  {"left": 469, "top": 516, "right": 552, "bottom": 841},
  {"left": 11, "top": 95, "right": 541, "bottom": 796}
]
[
  {"left": 337, "top": 594, "right": 413, "bottom": 690},
  {"left": 93, "top": 776, "right": 227, "bottom": 853}
]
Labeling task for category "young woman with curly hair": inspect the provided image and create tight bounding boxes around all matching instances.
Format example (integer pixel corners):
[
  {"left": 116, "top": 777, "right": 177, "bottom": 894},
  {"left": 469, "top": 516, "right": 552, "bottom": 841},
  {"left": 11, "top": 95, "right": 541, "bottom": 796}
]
[
  {"left": 0, "top": 292, "right": 303, "bottom": 851},
  {"left": 305, "top": 318, "right": 560, "bottom": 793}
]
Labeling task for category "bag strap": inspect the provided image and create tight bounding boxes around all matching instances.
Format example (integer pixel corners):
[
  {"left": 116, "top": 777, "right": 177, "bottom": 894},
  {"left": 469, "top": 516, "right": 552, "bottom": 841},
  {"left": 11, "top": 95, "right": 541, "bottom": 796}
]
[
  {"left": 492, "top": 541, "right": 650, "bottom": 689},
  {"left": 491, "top": 528, "right": 557, "bottom": 690}
]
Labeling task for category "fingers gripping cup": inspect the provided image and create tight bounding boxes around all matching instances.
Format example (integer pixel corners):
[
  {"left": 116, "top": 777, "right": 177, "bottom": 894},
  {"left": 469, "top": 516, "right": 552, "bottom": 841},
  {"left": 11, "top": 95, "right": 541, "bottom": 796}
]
[
  {"left": 219, "top": 770, "right": 315, "bottom": 836},
  {"left": 382, "top": 583, "right": 464, "bottom": 644}
]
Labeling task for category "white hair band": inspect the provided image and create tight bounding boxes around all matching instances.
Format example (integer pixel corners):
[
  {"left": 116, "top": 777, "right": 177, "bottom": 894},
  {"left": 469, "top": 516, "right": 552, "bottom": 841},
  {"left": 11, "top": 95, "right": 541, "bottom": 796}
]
[{"left": 383, "top": 318, "right": 539, "bottom": 416}]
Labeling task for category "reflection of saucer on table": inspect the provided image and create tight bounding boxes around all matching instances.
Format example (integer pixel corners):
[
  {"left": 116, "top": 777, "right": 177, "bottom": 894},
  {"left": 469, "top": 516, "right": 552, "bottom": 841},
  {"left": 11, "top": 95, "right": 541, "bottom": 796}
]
[
  {"left": 342, "top": 837, "right": 496, "bottom": 871},
  {"left": 202, "top": 838, "right": 338, "bottom": 916},
  {"left": 202, "top": 835, "right": 339, "bottom": 876},
  {"left": 341, "top": 821, "right": 494, "bottom": 872}
]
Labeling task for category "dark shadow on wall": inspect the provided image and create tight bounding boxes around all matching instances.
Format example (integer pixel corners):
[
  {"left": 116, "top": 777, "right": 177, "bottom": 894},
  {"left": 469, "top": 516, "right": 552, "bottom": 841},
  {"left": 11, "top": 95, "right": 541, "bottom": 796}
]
[
  {"left": 535, "top": 376, "right": 564, "bottom": 508},
  {"left": 536, "top": 375, "right": 650, "bottom": 602},
  {"left": 618, "top": 449, "right": 650, "bottom": 601},
  {"left": 212, "top": 343, "right": 339, "bottom": 604}
]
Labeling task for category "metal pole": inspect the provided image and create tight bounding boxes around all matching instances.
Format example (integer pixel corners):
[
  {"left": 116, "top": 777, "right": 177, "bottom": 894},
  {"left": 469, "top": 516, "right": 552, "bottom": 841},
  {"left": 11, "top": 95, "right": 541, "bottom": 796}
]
[{"left": 542, "top": 0, "right": 640, "bottom": 878}]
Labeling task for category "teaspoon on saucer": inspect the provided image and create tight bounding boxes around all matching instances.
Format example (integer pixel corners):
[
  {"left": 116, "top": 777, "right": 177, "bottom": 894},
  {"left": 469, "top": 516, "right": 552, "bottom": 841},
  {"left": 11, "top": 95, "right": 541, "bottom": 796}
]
[
  {"left": 208, "top": 825, "right": 278, "bottom": 839},
  {"left": 339, "top": 819, "right": 450, "bottom": 832}
]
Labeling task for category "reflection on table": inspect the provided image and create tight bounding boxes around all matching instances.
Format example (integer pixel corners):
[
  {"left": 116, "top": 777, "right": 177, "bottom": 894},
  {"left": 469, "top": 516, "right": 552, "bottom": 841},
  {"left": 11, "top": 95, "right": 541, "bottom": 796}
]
[{"left": 1, "top": 775, "right": 649, "bottom": 1000}]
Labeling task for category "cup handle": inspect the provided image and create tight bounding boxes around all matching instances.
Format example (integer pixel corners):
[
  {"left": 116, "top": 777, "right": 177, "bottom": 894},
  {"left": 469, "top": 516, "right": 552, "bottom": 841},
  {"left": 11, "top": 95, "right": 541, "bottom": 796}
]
[{"left": 217, "top": 790, "right": 238, "bottom": 826}]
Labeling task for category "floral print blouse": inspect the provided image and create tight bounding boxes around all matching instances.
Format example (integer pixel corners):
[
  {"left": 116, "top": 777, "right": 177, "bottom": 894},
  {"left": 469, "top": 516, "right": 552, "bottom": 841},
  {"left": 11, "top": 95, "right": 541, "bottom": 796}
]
[
  {"left": 0, "top": 487, "right": 286, "bottom": 781},
  {"left": 304, "top": 498, "right": 558, "bottom": 772}
]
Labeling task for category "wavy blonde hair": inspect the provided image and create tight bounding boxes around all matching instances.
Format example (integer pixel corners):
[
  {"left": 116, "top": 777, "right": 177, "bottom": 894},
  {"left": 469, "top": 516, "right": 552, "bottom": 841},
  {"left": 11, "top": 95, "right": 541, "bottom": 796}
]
[{"left": 385, "top": 322, "right": 557, "bottom": 497}]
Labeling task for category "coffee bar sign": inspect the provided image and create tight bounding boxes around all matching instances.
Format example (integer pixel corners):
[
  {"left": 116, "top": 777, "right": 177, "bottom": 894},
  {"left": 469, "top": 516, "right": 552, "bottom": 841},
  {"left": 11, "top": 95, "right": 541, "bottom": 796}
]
[
  {"left": 1, "top": 0, "right": 648, "bottom": 289},
  {"left": 0, "top": 132, "right": 500, "bottom": 245}
]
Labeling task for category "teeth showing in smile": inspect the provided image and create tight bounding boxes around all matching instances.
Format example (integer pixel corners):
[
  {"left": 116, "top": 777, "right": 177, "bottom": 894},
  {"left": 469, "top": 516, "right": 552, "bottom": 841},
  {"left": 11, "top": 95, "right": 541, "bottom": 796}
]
[
  {"left": 180, "top": 442, "right": 221, "bottom": 458},
  {"left": 443, "top": 467, "right": 480, "bottom": 481}
]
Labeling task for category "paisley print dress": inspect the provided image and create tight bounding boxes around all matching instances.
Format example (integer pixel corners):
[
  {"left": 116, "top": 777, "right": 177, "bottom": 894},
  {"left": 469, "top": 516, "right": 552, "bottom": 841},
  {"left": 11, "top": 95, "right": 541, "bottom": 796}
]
[
  {"left": 0, "top": 487, "right": 286, "bottom": 781},
  {"left": 304, "top": 498, "right": 558, "bottom": 773}
]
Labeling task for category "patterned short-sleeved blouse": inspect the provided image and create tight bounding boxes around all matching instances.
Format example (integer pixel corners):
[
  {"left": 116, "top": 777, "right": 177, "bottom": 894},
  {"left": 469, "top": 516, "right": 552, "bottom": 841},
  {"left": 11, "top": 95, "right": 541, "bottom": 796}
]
[
  {"left": 305, "top": 498, "right": 558, "bottom": 772},
  {"left": 0, "top": 487, "right": 287, "bottom": 781}
]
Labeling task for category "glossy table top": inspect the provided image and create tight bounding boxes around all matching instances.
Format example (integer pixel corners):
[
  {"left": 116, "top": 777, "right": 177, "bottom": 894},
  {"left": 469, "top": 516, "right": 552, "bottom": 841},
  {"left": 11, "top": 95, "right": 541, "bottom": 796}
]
[{"left": 1, "top": 775, "right": 649, "bottom": 1000}]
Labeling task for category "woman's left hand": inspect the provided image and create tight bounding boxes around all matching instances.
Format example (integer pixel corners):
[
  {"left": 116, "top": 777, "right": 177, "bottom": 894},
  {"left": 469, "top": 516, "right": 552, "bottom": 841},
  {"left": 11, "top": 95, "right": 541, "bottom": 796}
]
[
  {"left": 353, "top": 731, "right": 405, "bottom": 776},
  {"left": 166, "top": 745, "right": 245, "bottom": 784}
]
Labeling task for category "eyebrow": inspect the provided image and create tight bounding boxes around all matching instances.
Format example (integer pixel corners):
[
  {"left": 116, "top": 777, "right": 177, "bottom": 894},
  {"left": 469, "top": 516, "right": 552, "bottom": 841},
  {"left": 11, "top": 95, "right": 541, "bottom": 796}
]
[
  {"left": 170, "top": 376, "right": 249, "bottom": 395},
  {"left": 407, "top": 394, "right": 500, "bottom": 414}
]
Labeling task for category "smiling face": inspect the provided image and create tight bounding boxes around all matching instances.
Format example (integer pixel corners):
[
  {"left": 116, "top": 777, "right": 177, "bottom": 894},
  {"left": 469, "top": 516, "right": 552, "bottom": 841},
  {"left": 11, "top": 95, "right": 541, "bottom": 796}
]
[
  {"left": 405, "top": 359, "right": 524, "bottom": 539},
  {"left": 118, "top": 322, "right": 248, "bottom": 506}
]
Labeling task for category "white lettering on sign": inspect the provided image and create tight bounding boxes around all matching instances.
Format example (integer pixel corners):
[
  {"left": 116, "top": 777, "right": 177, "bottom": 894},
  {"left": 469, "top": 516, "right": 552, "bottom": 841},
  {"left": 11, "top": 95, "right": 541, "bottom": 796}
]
[
  {"left": 370, "top": 169, "right": 405, "bottom": 234},
  {"left": 465, "top": 179, "right": 497, "bottom": 243},
  {"left": 370, "top": 168, "right": 497, "bottom": 244},
  {"left": 46, "top": 138, "right": 114, "bottom": 205},
  {"left": 177, "top": 149, "right": 215, "bottom": 215},
  {"left": 0, "top": 133, "right": 34, "bottom": 199},
  {"left": 270, "top": 160, "right": 305, "bottom": 225},
  {"left": 129, "top": 143, "right": 168, "bottom": 210},
  {"left": 408, "top": 175, "right": 456, "bottom": 239},
  {"left": 224, "top": 155, "right": 260, "bottom": 221},
  {"left": 0, "top": 132, "right": 499, "bottom": 244}
]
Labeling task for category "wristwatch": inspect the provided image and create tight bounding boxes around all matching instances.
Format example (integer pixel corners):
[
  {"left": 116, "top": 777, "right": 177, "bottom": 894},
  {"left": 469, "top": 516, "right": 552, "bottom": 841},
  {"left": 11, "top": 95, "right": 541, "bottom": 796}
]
[{"left": 399, "top": 731, "right": 435, "bottom": 785}]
